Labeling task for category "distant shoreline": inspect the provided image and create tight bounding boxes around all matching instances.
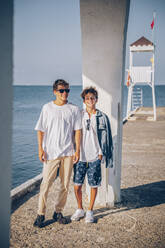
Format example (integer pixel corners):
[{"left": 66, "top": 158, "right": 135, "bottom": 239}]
[
  {"left": 13, "top": 84, "right": 165, "bottom": 87},
  {"left": 13, "top": 84, "right": 82, "bottom": 87}
]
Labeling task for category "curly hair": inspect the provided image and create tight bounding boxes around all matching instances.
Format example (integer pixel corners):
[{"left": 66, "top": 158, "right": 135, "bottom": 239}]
[{"left": 81, "top": 86, "right": 98, "bottom": 100}]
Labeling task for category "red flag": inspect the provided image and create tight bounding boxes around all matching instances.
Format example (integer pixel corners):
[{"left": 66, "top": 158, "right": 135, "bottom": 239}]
[{"left": 151, "top": 17, "right": 154, "bottom": 29}]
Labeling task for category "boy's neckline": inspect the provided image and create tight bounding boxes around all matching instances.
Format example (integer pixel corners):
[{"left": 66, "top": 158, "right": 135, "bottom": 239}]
[
  {"left": 85, "top": 108, "right": 96, "bottom": 117},
  {"left": 53, "top": 100, "right": 68, "bottom": 106}
]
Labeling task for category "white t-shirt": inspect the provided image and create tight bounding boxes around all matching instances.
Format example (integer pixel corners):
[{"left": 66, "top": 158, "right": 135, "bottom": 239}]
[
  {"left": 35, "top": 101, "right": 82, "bottom": 160},
  {"left": 80, "top": 110, "right": 102, "bottom": 162}
]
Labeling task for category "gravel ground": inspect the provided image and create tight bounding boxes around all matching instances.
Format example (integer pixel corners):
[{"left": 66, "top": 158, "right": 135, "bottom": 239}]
[{"left": 10, "top": 107, "right": 165, "bottom": 248}]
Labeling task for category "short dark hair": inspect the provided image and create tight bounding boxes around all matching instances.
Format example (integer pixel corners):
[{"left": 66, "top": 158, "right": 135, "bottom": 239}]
[
  {"left": 53, "top": 79, "right": 69, "bottom": 91},
  {"left": 81, "top": 86, "right": 98, "bottom": 100}
]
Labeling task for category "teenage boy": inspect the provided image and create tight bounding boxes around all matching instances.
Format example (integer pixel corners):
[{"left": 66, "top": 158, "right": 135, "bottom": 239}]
[
  {"left": 33, "top": 79, "right": 82, "bottom": 227},
  {"left": 71, "top": 87, "right": 113, "bottom": 223}
]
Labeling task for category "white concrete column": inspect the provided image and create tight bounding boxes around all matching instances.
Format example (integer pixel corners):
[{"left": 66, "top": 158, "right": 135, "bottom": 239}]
[
  {"left": 80, "top": 0, "right": 130, "bottom": 206},
  {"left": 0, "top": 1, "right": 13, "bottom": 246},
  {"left": 127, "top": 84, "right": 133, "bottom": 117},
  {"left": 130, "top": 50, "right": 133, "bottom": 68},
  {"left": 152, "top": 51, "right": 157, "bottom": 120}
]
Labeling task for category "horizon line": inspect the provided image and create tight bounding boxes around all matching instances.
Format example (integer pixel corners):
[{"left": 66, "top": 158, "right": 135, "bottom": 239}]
[
  {"left": 13, "top": 84, "right": 82, "bottom": 86},
  {"left": 13, "top": 83, "right": 165, "bottom": 86}
]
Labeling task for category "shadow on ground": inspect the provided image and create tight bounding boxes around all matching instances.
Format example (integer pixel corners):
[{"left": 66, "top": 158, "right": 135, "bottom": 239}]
[
  {"left": 39, "top": 215, "right": 72, "bottom": 228},
  {"left": 11, "top": 180, "right": 165, "bottom": 222},
  {"left": 11, "top": 187, "right": 40, "bottom": 214},
  {"left": 93, "top": 181, "right": 165, "bottom": 221},
  {"left": 121, "top": 180, "right": 165, "bottom": 208}
]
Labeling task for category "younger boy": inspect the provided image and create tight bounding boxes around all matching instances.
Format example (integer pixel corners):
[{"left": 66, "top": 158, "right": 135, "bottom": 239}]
[{"left": 71, "top": 87, "right": 113, "bottom": 223}]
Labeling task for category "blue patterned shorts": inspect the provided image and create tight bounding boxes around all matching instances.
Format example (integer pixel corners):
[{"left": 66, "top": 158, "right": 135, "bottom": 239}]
[{"left": 73, "top": 159, "right": 102, "bottom": 187}]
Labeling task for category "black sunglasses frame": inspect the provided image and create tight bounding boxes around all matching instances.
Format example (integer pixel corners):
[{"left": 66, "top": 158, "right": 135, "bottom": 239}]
[{"left": 57, "top": 89, "right": 70, "bottom": 93}]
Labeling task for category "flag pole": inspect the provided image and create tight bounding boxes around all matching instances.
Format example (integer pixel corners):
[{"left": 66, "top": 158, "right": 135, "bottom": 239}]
[{"left": 151, "top": 11, "right": 156, "bottom": 120}]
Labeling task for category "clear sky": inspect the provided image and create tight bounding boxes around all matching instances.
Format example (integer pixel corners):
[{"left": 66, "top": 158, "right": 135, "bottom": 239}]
[
  {"left": 14, "top": 0, "right": 82, "bottom": 85},
  {"left": 14, "top": 0, "right": 165, "bottom": 85}
]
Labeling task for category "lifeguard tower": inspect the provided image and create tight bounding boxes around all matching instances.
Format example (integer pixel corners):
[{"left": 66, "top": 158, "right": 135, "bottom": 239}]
[{"left": 126, "top": 36, "right": 156, "bottom": 120}]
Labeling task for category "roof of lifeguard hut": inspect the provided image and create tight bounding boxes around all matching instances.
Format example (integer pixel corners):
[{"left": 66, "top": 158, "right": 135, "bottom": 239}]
[{"left": 130, "top": 36, "right": 154, "bottom": 52}]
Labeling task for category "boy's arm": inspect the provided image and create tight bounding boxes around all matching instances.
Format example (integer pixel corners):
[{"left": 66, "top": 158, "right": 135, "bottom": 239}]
[
  {"left": 98, "top": 145, "right": 103, "bottom": 161},
  {"left": 73, "top": 129, "right": 82, "bottom": 164},
  {"left": 37, "top": 130, "right": 47, "bottom": 162}
]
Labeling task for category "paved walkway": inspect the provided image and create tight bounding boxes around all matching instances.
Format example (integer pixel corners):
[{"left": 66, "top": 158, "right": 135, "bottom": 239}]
[{"left": 10, "top": 107, "right": 165, "bottom": 248}]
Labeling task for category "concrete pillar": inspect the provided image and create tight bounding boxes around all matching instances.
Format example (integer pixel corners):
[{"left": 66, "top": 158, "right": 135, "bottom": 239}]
[
  {"left": 80, "top": 0, "right": 130, "bottom": 206},
  {"left": 0, "top": 1, "right": 13, "bottom": 246},
  {"left": 130, "top": 50, "right": 133, "bottom": 68},
  {"left": 152, "top": 52, "right": 157, "bottom": 121}
]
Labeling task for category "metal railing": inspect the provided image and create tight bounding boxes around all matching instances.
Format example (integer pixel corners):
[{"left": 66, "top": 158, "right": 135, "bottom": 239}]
[{"left": 132, "top": 87, "right": 143, "bottom": 111}]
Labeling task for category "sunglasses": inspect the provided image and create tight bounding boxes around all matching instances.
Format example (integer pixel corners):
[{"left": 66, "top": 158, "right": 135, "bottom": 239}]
[
  {"left": 86, "top": 119, "right": 91, "bottom": 131},
  {"left": 57, "top": 89, "right": 70, "bottom": 93}
]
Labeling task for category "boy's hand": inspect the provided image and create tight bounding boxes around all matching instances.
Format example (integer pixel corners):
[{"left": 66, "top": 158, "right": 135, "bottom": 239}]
[
  {"left": 98, "top": 155, "right": 103, "bottom": 161},
  {"left": 73, "top": 151, "right": 80, "bottom": 164},
  {"left": 38, "top": 147, "right": 47, "bottom": 163}
]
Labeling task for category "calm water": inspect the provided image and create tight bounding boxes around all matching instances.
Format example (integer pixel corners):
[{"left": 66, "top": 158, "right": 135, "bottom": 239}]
[
  {"left": 12, "top": 85, "right": 82, "bottom": 189},
  {"left": 12, "top": 85, "right": 165, "bottom": 189}
]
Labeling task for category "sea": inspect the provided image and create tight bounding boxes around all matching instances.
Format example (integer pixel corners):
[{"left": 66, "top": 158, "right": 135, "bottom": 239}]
[{"left": 12, "top": 85, "right": 165, "bottom": 189}]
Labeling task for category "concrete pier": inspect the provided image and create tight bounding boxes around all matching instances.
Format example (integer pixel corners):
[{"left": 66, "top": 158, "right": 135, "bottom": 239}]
[{"left": 10, "top": 107, "right": 165, "bottom": 248}]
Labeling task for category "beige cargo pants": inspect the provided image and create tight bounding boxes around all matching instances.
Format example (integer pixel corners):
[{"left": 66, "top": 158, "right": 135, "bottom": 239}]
[{"left": 37, "top": 156, "right": 73, "bottom": 215}]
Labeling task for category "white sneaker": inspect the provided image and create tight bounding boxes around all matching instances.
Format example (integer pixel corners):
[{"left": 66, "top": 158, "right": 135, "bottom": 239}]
[
  {"left": 85, "top": 210, "right": 94, "bottom": 223},
  {"left": 71, "top": 209, "right": 85, "bottom": 221}
]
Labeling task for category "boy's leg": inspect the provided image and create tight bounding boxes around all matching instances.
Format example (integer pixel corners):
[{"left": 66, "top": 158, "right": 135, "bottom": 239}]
[
  {"left": 71, "top": 185, "right": 85, "bottom": 221},
  {"left": 89, "top": 187, "right": 98, "bottom": 211},
  {"left": 71, "top": 162, "right": 86, "bottom": 221},
  {"left": 54, "top": 156, "right": 73, "bottom": 213},
  {"left": 73, "top": 161, "right": 87, "bottom": 210},
  {"left": 37, "top": 159, "right": 60, "bottom": 215},
  {"left": 74, "top": 185, "right": 83, "bottom": 209},
  {"left": 86, "top": 159, "right": 101, "bottom": 211}
]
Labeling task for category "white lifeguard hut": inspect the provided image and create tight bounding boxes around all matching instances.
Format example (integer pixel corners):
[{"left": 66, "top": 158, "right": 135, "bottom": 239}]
[{"left": 126, "top": 36, "right": 156, "bottom": 120}]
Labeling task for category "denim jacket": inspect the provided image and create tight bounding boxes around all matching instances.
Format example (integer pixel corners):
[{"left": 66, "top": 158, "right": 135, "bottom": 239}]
[{"left": 96, "top": 109, "right": 113, "bottom": 168}]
